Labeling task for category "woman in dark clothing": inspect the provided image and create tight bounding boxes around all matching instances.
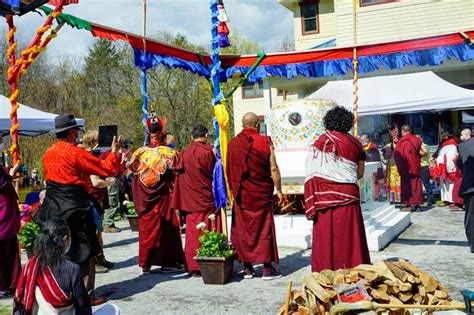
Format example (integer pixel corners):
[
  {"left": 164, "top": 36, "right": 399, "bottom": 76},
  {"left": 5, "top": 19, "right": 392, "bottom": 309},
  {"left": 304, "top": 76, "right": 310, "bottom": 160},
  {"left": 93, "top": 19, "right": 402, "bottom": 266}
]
[{"left": 14, "top": 218, "right": 92, "bottom": 315}]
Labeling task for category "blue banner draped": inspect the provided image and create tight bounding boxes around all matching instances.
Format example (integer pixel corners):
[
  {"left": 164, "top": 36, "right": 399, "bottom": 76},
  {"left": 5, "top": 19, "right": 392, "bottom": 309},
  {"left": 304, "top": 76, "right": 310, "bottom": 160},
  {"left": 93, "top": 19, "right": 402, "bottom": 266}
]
[{"left": 133, "top": 42, "right": 474, "bottom": 83}]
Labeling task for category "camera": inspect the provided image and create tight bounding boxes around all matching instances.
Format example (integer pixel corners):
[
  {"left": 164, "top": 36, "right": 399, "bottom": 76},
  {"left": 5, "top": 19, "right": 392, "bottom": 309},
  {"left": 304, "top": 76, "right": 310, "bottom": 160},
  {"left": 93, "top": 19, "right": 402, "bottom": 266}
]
[{"left": 122, "top": 139, "right": 134, "bottom": 149}]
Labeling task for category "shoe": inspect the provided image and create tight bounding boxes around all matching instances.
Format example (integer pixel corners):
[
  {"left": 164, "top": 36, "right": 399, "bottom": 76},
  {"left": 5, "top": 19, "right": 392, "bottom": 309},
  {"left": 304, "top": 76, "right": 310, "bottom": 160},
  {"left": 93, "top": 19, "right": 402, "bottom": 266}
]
[
  {"left": 95, "top": 264, "right": 108, "bottom": 274},
  {"left": 89, "top": 295, "right": 107, "bottom": 306},
  {"left": 449, "top": 204, "right": 463, "bottom": 211},
  {"left": 191, "top": 271, "right": 201, "bottom": 278},
  {"left": 243, "top": 267, "right": 254, "bottom": 279},
  {"left": 427, "top": 201, "right": 433, "bottom": 207},
  {"left": 142, "top": 267, "right": 151, "bottom": 275},
  {"left": 262, "top": 270, "right": 283, "bottom": 281},
  {"left": 103, "top": 225, "right": 121, "bottom": 233},
  {"left": 0, "top": 289, "right": 14, "bottom": 299},
  {"left": 98, "top": 260, "right": 114, "bottom": 269},
  {"left": 400, "top": 207, "right": 412, "bottom": 212}
]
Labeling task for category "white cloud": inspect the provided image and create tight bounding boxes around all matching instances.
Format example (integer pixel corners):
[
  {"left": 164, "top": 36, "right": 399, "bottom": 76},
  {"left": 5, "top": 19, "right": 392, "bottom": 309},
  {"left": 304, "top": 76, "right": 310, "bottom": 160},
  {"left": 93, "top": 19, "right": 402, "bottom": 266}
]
[{"left": 0, "top": 0, "right": 294, "bottom": 60}]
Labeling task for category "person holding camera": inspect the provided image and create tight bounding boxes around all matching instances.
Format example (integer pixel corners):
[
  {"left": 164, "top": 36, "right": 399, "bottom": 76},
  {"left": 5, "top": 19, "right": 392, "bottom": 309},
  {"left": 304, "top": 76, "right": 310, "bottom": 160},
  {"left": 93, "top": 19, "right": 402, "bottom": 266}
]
[{"left": 35, "top": 115, "right": 121, "bottom": 306}]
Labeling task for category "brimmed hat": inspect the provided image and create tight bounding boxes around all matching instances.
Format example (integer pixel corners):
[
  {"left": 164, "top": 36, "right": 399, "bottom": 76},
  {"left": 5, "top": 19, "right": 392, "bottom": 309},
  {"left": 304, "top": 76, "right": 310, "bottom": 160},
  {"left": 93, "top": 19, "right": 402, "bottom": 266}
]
[{"left": 50, "top": 114, "right": 82, "bottom": 134}]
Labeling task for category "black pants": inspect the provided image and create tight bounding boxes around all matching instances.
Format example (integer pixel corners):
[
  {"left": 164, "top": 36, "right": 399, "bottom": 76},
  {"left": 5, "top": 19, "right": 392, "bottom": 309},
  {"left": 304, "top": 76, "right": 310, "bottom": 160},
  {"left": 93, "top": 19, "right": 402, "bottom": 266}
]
[
  {"left": 463, "top": 194, "right": 474, "bottom": 253},
  {"left": 421, "top": 166, "right": 434, "bottom": 203}
]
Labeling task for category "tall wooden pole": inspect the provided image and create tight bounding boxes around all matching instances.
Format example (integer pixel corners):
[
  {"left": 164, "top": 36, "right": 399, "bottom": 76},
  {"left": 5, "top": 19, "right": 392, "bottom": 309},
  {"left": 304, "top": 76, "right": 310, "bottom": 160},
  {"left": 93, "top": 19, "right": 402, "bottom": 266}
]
[
  {"left": 352, "top": 0, "right": 359, "bottom": 136},
  {"left": 141, "top": 0, "right": 149, "bottom": 141}
]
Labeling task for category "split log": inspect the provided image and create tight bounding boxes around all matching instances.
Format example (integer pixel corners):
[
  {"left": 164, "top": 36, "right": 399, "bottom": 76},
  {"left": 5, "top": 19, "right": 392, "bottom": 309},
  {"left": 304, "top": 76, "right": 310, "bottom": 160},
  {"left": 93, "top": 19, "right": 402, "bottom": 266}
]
[
  {"left": 303, "top": 275, "right": 331, "bottom": 303},
  {"left": 398, "top": 282, "right": 412, "bottom": 292},
  {"left": 434, "top": 290, "right": 448, "bottom": 299},
  {"left": 418, "top": 271, "right": 440, "bottom": 293},
  {"left": 396, "top": 259, "right": 420, "bottom": 277},
  {"left": 384, "top": 261, "right": 408, "bottom": 282},
  {"left": 398, "top": 292, "right": 413, "bottom": 302}
]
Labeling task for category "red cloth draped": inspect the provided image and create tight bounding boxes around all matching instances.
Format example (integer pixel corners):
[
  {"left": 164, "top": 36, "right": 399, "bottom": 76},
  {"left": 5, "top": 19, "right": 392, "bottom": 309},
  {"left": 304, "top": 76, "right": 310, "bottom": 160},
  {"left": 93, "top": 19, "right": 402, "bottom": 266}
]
[
  {"left": 14, "top": 257, "right": 72, "bottom": 315},
  {"left": 183, "top": 212, "right": 222, "bottom": 271},
  {"left": 304, "top": 131, "right": 365, "bottom": 220},
  {"left": 394, "top": 133, "right": 423, "bottom": 206},
  {"left": 48, "top": 0, "right": 78, "bottom": 5},
  {"left": 227, "top": 128, "right": 278, "bottom": 264},
  {"left": 304, "top": 131, "right": 370, "bottom": 272},
  {"left": 0, "top": 238, "right": 21, "bottom": 292},
  {"left": 131, "top": 146, "right": 184, "bottom": 268},
  {"left": 171, "top": 141, "right": 216, "bottom": 213},
  {"left": 311, "top": 203, "right": 371, "bottom": 272}
]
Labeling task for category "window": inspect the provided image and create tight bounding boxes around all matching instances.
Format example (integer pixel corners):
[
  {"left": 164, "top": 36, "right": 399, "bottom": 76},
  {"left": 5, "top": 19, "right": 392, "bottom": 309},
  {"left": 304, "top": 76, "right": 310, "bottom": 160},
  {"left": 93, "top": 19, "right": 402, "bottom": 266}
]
[
  {"left": 277, "top": 89, "right": 297, "bottom": 96},
  {"left": 242, "top": 81, "right": 263, "bottom": 99},
  {"left": 359, "top": 0, "right": 397, "bottom": 6},
  {"left": 300, "top": 1, "right": 319, "bottom": 35}
]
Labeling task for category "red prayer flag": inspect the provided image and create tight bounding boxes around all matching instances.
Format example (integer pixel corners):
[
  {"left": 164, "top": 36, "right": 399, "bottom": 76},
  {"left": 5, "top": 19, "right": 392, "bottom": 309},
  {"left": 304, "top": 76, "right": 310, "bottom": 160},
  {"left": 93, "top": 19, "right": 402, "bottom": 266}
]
[{"left": 48, "top": 0, "right": 79, "bottom": 5}]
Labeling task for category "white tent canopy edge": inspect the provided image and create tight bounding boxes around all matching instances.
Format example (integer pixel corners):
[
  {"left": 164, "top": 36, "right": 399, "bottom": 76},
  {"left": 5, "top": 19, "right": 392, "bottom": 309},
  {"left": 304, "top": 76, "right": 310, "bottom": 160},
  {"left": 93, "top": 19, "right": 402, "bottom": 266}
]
[
  {"left": 307, "top": 71, "right": 474, "bottom": 116},
  {"left": 0, "top": 95, "right": 85, "bottom": 137}
]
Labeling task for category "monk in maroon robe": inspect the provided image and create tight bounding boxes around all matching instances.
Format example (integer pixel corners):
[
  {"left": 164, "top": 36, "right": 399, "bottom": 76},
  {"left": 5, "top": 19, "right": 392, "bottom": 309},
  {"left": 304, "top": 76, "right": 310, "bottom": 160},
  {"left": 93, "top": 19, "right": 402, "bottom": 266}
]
[
  {"left": 394, "top": 125, "right": 423, "bottom": 212},
  {"left": 305, "top": 106, "right": 371, "bottom": 272},
  {"left": 227, "top": 112, "right": 283, "bottom": 280},
  {"left": 171, "top": 125, "right": 221, "bottom": 277},
  {"left": 129, "top": 114, "right": 184, "bottom": 273}
]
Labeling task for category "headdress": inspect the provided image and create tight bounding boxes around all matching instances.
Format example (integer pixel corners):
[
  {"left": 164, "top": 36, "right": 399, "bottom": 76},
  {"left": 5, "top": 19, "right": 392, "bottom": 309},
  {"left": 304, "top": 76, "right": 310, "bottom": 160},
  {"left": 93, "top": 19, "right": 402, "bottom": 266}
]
[{"left": 146, "top": 110, "right": 166, "bottom": 135}]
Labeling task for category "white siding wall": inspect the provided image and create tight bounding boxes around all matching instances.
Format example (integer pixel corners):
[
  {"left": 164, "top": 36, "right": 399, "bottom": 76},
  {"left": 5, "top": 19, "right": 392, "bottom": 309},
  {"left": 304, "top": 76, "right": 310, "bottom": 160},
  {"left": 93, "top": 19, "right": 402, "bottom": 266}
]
[
  {"left": 288, "top": 0, "right": 474, "bottom": 49},
  {"left": 233, "top": 88, "right": 298, "bottom": 135},
  {"left": 292, "top": 0, "right": 337, "bottom": 50},
  {"left": 337, "top": 0, "right": 474, "bottom": 46}
]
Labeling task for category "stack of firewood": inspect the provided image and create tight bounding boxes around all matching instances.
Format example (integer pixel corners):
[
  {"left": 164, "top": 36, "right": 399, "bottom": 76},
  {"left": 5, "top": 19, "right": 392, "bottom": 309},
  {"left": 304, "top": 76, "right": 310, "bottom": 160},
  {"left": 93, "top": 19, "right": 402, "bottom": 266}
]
[{"left": 280, "top": 259, "right": 463, "bottom": 315}]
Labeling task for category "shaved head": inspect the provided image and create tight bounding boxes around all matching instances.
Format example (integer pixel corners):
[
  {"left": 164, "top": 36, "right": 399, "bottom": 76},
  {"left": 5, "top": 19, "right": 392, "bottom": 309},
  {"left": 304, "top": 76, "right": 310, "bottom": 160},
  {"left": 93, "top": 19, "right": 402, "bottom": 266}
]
[
  {"left": 242, "top": 112, "right": 259, "bottom": 128},
  {"left": 401, "top": 124, "right": 412, "bottom": 133}
]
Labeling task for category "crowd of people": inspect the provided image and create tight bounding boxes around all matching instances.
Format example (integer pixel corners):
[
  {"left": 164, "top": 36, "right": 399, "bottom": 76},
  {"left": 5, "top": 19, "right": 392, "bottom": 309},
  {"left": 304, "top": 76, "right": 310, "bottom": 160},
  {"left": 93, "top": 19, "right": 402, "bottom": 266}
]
[{"left": 0, "top": 107, "right": 473, "bottom": 314}]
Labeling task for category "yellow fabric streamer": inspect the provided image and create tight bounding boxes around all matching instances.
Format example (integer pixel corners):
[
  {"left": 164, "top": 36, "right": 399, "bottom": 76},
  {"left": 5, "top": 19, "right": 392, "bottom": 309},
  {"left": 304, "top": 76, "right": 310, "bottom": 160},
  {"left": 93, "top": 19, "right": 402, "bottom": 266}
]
[{"left": 213, "top": 101, "right": 233, "bottom": 204}]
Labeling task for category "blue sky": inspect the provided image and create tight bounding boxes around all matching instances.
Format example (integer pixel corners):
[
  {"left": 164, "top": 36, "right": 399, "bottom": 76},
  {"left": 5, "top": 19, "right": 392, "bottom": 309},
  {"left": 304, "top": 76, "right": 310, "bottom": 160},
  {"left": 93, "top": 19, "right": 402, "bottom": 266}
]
[{"left": 0, "top": 0, "right": 294, "bottom": 60}]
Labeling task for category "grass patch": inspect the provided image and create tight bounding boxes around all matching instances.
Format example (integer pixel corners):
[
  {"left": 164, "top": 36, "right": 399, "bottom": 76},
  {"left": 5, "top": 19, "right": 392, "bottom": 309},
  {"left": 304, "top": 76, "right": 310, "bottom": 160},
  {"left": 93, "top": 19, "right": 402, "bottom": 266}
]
[{"left": 0, "top": 304, "right": 12, "bottom": 315}]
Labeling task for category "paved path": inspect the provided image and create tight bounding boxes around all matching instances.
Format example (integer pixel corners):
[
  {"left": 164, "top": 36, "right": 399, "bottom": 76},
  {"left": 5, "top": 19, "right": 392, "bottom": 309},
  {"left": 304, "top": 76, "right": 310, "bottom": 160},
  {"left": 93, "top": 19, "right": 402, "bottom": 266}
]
[{"left": 1, "top": 206, "right": 472, "bottom": 314}]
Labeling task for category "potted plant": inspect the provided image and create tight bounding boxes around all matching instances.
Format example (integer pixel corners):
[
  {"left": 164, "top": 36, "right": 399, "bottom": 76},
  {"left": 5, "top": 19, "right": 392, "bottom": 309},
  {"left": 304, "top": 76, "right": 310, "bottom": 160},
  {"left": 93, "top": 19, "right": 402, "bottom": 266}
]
[
  {"left": 124, "top": 201, "right": 139, "bottom": 232},
  {"left": 195, "top": 214, "right": 235, "bottom": 285},
  {"left": 18, "top": 221, "right": 40, "bottom": 258}
]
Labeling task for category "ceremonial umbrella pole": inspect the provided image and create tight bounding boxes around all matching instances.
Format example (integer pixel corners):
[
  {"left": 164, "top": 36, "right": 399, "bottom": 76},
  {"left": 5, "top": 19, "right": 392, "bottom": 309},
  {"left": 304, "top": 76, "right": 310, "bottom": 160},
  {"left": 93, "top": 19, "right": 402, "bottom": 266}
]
[
  {"left": 5, "top": 0, "right": 67, "bottom": 166},
  {"left": 352, "top": 0, "right": 359, "bottom": 136},
  {"left": 209, "top": 0, "right": 229, "bottom": 238},
  {"left": 141, "top": 0, "right": 149, "bottom": 142}
]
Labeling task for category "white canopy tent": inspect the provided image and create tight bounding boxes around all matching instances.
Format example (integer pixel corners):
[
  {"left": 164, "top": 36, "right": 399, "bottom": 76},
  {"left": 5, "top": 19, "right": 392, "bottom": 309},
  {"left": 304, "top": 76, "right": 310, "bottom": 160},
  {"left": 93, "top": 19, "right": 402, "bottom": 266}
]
[
  {"left": 0, "top": 95, "right": 85, "bottom": 137},
  {"left": 307, "top": 71, "right": 474, "bottom": 116}
]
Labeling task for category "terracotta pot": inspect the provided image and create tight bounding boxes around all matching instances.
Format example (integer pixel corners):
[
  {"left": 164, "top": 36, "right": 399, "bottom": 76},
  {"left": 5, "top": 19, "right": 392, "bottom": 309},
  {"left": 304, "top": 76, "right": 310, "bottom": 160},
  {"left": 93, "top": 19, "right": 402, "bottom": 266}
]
[
  {"left": 125, "top": 215, "right": 139, "bottom": 232},
  {"left": 195, "top": 254, "right": 234, "bottom": 285}
]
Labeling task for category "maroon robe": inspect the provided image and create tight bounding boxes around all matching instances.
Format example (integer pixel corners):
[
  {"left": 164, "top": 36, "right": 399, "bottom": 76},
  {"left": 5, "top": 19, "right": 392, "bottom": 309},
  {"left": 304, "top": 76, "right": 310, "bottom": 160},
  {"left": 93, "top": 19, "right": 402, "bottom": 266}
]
[
  {"left": 0, "top": 167, "right": 21, "bottom": 292},
  {"left": 305, "top": 131, "right": 371, "bottom": 272},
  {"left": 227, "top": 128, "right": 279, "bottom": 264},
  {"left": 131, "top": 146, "right": 184, "bottom": 269},
  {"left": 394, "top": 133, "right": 423, "bottom": 206},
  {"left": 171, "top": 141, "right": 221, "bottom": 271}
]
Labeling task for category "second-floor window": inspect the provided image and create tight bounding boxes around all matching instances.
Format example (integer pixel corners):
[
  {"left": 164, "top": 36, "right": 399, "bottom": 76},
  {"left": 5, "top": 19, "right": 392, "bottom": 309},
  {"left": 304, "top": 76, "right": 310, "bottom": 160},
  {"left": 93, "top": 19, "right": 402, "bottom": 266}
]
[
  {"left": 300, "top": 1, "right": 319, "bottom": 35},
  {"left": 242, "top": 81, "right": 263, "bottom": 99}
]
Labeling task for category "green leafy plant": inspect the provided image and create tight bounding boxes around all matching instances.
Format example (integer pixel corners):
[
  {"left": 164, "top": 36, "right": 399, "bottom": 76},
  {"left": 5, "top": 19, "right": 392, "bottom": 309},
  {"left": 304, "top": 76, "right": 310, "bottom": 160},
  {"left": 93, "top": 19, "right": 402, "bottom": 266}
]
[
  {"left": 196, "top": 221, "right": 233, "bottom": 258},
  {"left": 18, "top": 221, "right": 40, "bottom": 249},
  {"left": 124, "top": 201, "right": 137, "bottom": 216}
]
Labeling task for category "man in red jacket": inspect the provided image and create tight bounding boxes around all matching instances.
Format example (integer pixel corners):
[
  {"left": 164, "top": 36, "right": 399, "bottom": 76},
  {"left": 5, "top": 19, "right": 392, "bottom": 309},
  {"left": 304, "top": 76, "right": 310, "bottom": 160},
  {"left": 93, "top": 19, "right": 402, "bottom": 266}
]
[
  {"left": 171, "top": 125, "right": 220, "bottom": 277},
  {"left": 394, "top": 125, "right": 423, "bottom": 212}
]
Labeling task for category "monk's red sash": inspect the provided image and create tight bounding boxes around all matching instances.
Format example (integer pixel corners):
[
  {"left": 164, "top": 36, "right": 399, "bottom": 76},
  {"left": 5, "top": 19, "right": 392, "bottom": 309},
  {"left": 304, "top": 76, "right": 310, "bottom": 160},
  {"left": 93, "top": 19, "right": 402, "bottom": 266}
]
[{"left": 14, "top": 257, "right": 72, "bottom": 315}]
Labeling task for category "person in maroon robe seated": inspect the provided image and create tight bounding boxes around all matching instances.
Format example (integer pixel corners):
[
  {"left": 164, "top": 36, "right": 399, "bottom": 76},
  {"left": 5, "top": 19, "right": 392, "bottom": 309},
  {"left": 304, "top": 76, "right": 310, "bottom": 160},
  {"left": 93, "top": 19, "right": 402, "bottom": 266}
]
[
  {"left": 227, "top": 112, "right": 283, "bottom": 280},
  {"left": 171, "top": 125, "right": 221, "bottom": 277},
  {"left": 394, "top": 125, "right": 423, "bottom": 212},
  {"left": 0, "top": 165, "right": 21, "bottom": 298},
  {"left": 304, "top": 106, "right": 371, "bottom": 272},
  {"left": 129, "top": 112, "right": 185, "bottom": 274}
]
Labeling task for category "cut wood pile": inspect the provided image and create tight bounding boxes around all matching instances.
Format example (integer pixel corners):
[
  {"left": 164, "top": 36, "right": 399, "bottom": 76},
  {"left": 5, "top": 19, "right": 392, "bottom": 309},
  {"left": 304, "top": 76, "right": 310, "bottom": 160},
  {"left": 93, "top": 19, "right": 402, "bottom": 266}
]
[{"left": 279, "top": 259, "right": 464, "bottom": 315}]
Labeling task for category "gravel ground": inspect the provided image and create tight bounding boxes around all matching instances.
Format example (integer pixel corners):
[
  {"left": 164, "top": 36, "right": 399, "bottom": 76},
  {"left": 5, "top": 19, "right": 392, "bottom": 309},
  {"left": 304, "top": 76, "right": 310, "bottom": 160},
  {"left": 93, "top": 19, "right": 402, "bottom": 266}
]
[{"left": 1, "top": 206, "right": 472, "bottom": 315}]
